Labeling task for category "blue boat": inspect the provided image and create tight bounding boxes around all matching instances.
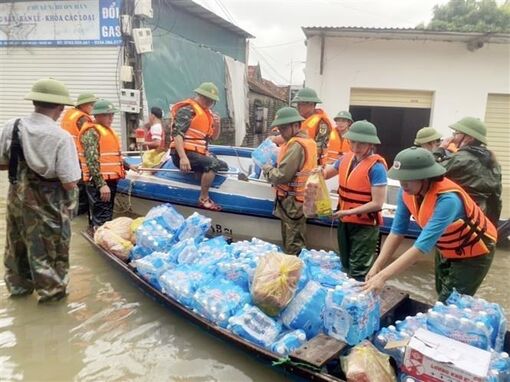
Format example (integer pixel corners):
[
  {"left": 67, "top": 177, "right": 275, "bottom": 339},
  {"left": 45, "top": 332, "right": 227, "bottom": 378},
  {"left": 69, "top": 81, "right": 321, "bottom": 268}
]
[{"left": 117, "top": 145, "right": 421, "bottom": 251}]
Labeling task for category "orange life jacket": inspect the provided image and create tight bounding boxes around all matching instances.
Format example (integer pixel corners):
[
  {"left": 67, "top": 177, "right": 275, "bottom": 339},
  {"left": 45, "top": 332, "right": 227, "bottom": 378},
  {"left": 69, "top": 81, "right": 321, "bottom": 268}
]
[
  {"left": 301, "top": 108, "right": 333, "bottom": 165},
  {"left": 276, "top": 136, "right": 318, "bottom": 203},
  {"left": 402, "top": 178, "right": 497, "bottom": 259},
  {"left": 170, "top": 99, "right": 213, "bottom": 154},
  {"left": 326, "top": 129, "right": 351, "bottom": 164},
  {"left": 61, "top": 108, "right": 93, "bottom": 146},
  {"left": 77, "top": 122, "right": 125, "bottom": 182},
  {"left": 338, "top": 152, "right": 387, "bottom": 226}
]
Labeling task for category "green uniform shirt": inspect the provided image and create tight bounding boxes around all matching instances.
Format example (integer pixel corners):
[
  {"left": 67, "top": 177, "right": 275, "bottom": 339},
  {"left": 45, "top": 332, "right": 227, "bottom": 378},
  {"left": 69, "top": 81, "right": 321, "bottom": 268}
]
[
  {"left": 171, "top": 106, "right": 194, "bottom": 138},
  {"left": 81, "top": 129, "right": 106, "bottom": 188},
  {"left": 315, "top": 120, "right": 330, "bottom": 162},
  {"left": 264, "top": 131, "right": 307, "bottom": 220}
]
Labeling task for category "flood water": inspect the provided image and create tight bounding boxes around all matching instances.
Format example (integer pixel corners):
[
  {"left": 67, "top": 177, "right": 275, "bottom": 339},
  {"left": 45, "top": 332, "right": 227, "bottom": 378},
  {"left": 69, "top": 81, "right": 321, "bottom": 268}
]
[{"left": 0, "top": 173, "right": 509, "bottom": 381}]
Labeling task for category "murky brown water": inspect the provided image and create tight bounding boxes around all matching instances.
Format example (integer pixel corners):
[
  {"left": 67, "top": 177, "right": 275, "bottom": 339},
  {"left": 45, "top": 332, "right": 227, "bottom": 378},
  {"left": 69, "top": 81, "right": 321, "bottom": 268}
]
[{"left": 0, "top": 173, "right": 509, "bottom": 381}]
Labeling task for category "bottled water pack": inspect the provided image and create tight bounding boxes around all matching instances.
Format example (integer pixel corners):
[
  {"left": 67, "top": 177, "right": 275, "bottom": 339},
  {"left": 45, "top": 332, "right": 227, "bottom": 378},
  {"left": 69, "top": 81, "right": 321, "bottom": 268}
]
[
  {"left": 132, "top": 251, "right": 174, "bottom": 289},
  {"left": 251, "top": 138, "right": 279, "bottom": 169},
  {"left": 299, "top": 248, "right": 342, "bottom": 271},
  {"left": 487, "top": 351, "right": 510, "bottom": 381},
  {"left": 308, "top": 265, "right": 348, "bottom": 289},
  {"left": 323, "top": 280, "right": 381, "bottom": 345},
  {"left": 135, "top": 216, "right": 175, "bottom": 252},
  {"left": 281, "top": 281, "right": 327, "bottom": 339},
  {"left": 373, "top": 325, "right": 408, "bottom": 366},
  {"left": 159, "top": 264, "right": 213, "bottom": 307},
  {"left": 270, "top": 329, "right": 307, "bottom": 356},
  {"left": 228, "top": 304, "right": 282, "bottom": 348},
  {"left": 145, "top": 203, "right": 185, "bottom": 233},
  {"left": 192, "top": 279, "right": 251, "bottom": 327},
  {"left": 177, "top": 212, "right": 212, "bottom": 244}
]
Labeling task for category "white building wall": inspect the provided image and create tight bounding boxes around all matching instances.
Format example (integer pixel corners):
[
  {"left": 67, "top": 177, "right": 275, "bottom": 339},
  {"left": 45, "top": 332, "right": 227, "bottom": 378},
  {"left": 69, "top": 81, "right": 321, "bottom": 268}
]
[{"left": 305, "top": 36, "right": 510, "bottom": 137}]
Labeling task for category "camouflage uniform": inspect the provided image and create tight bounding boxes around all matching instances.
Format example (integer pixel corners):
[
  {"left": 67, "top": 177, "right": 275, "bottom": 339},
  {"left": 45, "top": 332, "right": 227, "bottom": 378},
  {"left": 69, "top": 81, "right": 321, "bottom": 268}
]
[
  {"left": 315, "top": 120, "right": 331, "bottom": 165},
  {"left": 2, "top": 118, "right": 79, "bottom": 301},
  {"left": 264, "top": 131, "right": 308, "bottom": 256}
]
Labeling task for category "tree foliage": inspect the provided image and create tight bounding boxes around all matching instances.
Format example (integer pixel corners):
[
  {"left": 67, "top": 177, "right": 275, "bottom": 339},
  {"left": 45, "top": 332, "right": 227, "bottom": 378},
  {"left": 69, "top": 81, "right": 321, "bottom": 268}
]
[{"left": 419, "top": 0, "right": 510, "bottom": 32}]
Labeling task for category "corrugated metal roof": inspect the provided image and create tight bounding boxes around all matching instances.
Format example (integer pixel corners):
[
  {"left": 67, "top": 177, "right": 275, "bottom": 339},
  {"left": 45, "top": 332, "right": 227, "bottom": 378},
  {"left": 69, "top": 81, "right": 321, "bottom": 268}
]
[
  {"left": 167, "top": 0, "right": 254, "bottom": 38},
  {"left": 302, "top": 27, "right": 510, "bottom": 44}
]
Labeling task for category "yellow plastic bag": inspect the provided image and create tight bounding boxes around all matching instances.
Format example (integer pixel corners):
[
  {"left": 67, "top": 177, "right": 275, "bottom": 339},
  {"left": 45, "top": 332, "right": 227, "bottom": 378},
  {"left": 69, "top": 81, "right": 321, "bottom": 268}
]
[
  {"left": 102, "top": 217, "right": 135, "bottom": 243},
  {"left": 303, "top": 169, "right": 333, "bottom": 217},
  {"left": 141, "top": 149, "right": 167, "bottom": 168},
  {"left": 94, "top": 226, "right": 133, "bottom": 262},
  {"left": 340, "top": 341, "right": 397, "bottom": 382},
  {"left": 130, "top": 217, "right": 145, "bottom": 240},
  {"left": 251, "top": 252, "right": 303, "bottom": 316}
]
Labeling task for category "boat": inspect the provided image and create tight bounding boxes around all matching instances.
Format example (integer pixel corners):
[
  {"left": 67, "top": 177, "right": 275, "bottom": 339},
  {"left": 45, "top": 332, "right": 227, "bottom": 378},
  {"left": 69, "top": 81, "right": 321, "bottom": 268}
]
[
  {"left": 117, "top": 145, "right": 421, "bottom": 251},
  {"left": 82, "top": 231, "right": 510, "bottom": 382}
]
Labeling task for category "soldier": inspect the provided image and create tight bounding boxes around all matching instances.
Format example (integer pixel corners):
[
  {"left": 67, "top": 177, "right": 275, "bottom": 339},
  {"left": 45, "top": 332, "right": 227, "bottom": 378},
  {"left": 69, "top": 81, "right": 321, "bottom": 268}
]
[
  {"left": 77, "top": 99, "right": 136, "bottom": 229},
  {"left": 292, "top": 87, "right": 332, "bottom": 165},
  {"left": 440, "top": 117, "right": 502, "bottom": 226},
  {"left": 324, "top": 121, "right": 388, "bottom": 280},
  {"left": 170, "top": 82, "right": 228, "bottom": 211},
  {"left": 364, "top": 147, "right": 497, "bottom": 301},
  {"left": 0, "top": 78, "right": 81, "bottom": 302},
  {"left": 326, "top": 110, "right": 353, "bottom": 164},
  {"left": 413, "top": 127, "right": 442, "bottom": 152},
  {"left": 263, "top": 107, "right": 318, "bottom": 255},
  {"left": 61, "top": 93, "right": 98, "bottom": 215}
]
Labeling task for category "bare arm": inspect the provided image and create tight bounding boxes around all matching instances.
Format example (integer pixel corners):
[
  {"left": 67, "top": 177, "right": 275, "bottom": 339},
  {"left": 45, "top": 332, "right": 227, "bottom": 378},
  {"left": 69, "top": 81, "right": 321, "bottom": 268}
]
[
  {"left": 366, "top": 232, "right": 405, "bottom": 278},
  {"left": 211, "top": 113, "right": 221, "bottom": 141},
  {"left": 323, "top": 164, "right": 337, "bottom": 180}
]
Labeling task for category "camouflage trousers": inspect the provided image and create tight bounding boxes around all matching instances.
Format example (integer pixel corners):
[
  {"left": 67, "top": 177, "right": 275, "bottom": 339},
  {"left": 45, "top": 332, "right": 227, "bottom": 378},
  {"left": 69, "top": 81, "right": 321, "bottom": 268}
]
[{"left": 4, "top": 162, "right": 77, "bottom": 302}]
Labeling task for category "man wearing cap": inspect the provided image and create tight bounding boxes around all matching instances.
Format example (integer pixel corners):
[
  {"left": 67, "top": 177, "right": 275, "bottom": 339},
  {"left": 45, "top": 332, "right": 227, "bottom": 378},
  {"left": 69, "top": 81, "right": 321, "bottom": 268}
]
[
  {"left": 323, "top": 120, "right": 388, "bottom": 280},
  {"left": 414, "top": 127, "right": 442, "bottom": 153},
  {"left": 292, "top": 87, "right": 332, "bottom": 166},
  {"left": 326, "top": 110, "right": 353, "bottom": 164},
  {"left": 61, "top": 93, "right": 97, "bottom": 216},
  {"left": 141, "top": 106, "right": 165, "bottom": 150},
  {"left": 439, "top": 117, "right": 502, "bottom": 225},
  {"left": 77, "top": 99, "right": 136, "bottom": 229},
  {"left": 262, "top": 107, "right": 318, "bottom": 255},
  {"left": 170, "top": 82, "right": 228, "bottom": 211},
  {"left": 363, "top": 147, "right": 497, "bottom": 301},
  {"left": 0, "top": 78, "right": 81, "bottom": 302}
]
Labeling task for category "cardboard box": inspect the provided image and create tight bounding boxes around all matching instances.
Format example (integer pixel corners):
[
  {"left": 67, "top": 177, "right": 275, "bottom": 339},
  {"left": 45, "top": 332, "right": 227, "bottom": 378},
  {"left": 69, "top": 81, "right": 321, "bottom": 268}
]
[{"left": 402, "top": 328, "right": 491, "bottom": 382}]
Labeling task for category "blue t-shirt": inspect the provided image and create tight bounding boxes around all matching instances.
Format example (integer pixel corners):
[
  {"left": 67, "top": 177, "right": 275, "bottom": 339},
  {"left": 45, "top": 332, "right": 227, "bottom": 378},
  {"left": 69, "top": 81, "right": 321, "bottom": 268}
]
[
  {"left": 333, "top": 156, "right": 387, "bottom": 186},
  {"left": 391, "top": 189, "right": 464, "bottom": 254}
]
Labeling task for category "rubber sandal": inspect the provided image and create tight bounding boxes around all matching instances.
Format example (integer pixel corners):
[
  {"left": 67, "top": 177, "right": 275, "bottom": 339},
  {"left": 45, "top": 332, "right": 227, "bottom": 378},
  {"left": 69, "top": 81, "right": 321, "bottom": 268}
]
[{"left": 199, "top": 198, "right": 222, "bottom": 211}]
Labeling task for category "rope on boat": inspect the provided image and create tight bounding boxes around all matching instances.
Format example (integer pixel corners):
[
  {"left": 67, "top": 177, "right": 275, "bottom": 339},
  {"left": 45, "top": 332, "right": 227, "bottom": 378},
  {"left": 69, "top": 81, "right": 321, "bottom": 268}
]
[{"left": 271, "top": 356, "right": 322, "bottom": 372}]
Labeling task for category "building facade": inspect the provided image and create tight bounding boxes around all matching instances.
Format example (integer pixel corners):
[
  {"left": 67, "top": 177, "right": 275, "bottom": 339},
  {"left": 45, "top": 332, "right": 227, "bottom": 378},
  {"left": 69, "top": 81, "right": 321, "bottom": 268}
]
[{"left": 303, "top": 27, "right": 510, "bottom": 218}]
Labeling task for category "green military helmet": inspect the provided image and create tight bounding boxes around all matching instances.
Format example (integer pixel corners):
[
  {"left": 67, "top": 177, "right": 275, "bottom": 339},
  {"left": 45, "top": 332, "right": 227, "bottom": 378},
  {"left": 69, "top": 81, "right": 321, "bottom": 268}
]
[
  {"left": 291, "top": 87, "right": 322, "bottom": 104},
  {"left": 388, "top": 147, "right": 446, "bottom": 181},
  {"left": 76, "top": 93, "right": 98, "bottom": 106},
  {"left": 334, "top": 110, "right": 353, "bottom": 122},
  {"left": 449, "top": 116, "right": 487, "bottom": 144},
  {"left": 194, "top": 82, "right": 220, "bottom": 101},
  {"left": 270, "top": 106, "right": 304, "bottom": 127},
  {"left": 414, "top": 127, "right": 442, "bottom": 145},
  {"left": 91, "top": 99, "right": 119, "bottom": 115},
  {"left": 343, "top": 120, "right": 381, "bottom": 144},
  {"left": 24, "top": 78, "right": 73, "bottom": 105}
]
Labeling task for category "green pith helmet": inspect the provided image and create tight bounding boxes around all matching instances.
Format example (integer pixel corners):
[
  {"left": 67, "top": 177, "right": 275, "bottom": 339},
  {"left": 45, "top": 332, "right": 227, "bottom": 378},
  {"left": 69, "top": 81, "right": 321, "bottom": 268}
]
[
  {"left": 291, "top": 87, "right": 322, "bottom": 104},
  {"left": 449, "top": 116, "right": 487, "bottom": 144},
  {"left": 414, "top": 127, "right": 442, "bottom": 145},
  {"left": 24, "top": 78, "right": 73, "bottom": 105},
  {"left": 270, "top": 107, "right": 304, "bottom": 127},
  {"left": 76, "top": 93, "right": 98, "bottom": 106},
  {"left": 92, "top": 99, "right": 119, "bottom": 115},
  {"left": 388, "top": 147, "right": 446, "bottom": 181},
  {"left": 343, "top": 120, "right": 381, "bottom": 144},
  {"left": 334, "top": 110, "right": 353, "bottom": 122},
  {"left": 194, "top": 82, "right": 220, "bottom": 101}
]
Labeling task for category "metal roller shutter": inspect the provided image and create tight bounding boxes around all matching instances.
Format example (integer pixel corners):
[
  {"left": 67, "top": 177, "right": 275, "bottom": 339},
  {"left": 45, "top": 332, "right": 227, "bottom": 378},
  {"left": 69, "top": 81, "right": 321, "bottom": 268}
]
[
  {"left": 485, "top": 93, "right": 510, "bottom": 219},
  {"left": 0, "top": 46, "right": 122, "bottom": 136},
  {"left": 350, "top": 88, "right": 433, "bottom": 109}
]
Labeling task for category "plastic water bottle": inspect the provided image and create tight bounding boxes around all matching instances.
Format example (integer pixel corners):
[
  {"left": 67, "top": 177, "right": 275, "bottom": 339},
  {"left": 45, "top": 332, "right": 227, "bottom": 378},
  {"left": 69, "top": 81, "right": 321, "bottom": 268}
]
[
  {"left": 228, "top": 304, "right": 282, "bottom": 348},
  {"left": 270, "top": 329, "right": 307, "bottom": 356}
]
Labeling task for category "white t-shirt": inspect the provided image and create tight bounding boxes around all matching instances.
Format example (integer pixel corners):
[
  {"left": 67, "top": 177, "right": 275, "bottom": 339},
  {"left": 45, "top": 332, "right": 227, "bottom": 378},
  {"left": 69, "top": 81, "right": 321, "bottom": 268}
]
[
  {"left": 0, "top": 112, "right": 81, "bottom": 183},
  {"left": 149, "top": 122, "right": 162, "bottom": 141}
]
